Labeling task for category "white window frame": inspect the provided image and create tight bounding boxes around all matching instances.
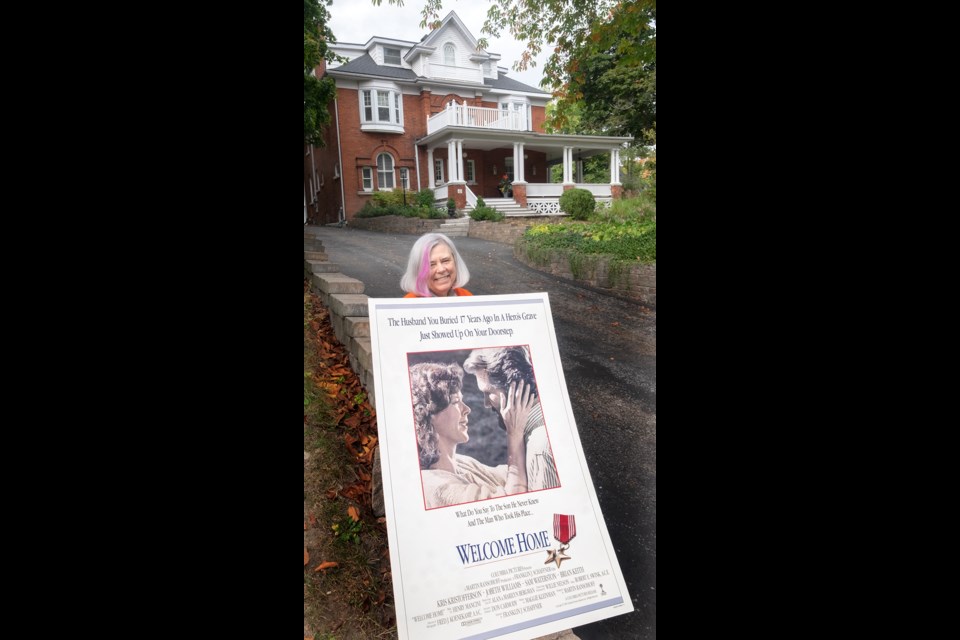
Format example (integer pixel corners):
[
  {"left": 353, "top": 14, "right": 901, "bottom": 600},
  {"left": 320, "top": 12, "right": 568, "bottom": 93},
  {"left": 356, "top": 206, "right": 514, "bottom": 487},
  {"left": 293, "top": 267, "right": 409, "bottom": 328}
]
[
  {"left": 500, "top": 97, "right": 532, "bottom": 130},
  {"left": 444, "top": 43, "right": 456, "bottom": 66},
  {"left": 361, "top": 167, "right": 373, "bottom": 192},
  {"left": 377, "top": 153, "right": 395, "bottom": 190},
  {"left": 383, "top": 47, "right": 402, "bottom": 66},
  {"left": 358, "top": 83, "right": 404, "bottom": 133},
  {"left": 465, "top": 159, "right": 476, "bottom": 184},
  {"left": 434, "top": 159, "right": 445, "bottom": 186}
]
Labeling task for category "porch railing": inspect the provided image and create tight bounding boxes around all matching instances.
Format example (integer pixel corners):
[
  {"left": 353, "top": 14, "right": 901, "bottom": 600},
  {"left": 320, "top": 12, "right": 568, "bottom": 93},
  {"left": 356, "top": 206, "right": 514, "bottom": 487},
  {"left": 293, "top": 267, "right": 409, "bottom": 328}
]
[{"left": 427, "top": 105, "right": 528, "bottom": 135}]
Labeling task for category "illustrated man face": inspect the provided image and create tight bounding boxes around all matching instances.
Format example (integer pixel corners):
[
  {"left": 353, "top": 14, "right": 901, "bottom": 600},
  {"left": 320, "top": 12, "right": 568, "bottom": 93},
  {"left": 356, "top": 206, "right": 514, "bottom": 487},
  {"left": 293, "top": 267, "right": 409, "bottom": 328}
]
[{"left": 472, "top": 369, "right": 504, "bottom": 412}]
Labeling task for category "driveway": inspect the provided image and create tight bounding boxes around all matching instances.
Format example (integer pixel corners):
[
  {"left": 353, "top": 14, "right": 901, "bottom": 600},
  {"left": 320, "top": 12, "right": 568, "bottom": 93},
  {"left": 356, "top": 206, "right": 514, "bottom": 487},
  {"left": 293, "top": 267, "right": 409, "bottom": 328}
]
[{"left": 308, "top": 225, "right": 656, "bottom": 639}]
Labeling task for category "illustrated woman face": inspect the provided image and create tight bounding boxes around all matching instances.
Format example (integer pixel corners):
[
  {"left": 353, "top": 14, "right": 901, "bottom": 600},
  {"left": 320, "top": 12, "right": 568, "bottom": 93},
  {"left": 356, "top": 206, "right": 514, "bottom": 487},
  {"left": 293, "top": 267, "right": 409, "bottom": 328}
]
[
  {"left": 427, "top": 243, "right": 457, "bottom": 297},
  {"left": 430, "top": 391, "right": 471, "bottom": 444}
]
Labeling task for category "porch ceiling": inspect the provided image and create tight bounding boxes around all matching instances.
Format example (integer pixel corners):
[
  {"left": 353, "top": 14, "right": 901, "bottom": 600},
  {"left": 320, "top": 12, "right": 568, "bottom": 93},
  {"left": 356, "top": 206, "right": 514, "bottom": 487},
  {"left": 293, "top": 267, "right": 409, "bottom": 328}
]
[{"left": 417, "top": 127, "right": 632, "bottom": 164}]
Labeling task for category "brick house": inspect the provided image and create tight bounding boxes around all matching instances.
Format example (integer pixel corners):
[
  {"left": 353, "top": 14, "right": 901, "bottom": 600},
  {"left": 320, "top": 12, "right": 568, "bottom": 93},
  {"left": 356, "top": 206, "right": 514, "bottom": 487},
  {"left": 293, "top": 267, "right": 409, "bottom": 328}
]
[{"left": 304, "top": 11, "right": 632, "bottom": 225}]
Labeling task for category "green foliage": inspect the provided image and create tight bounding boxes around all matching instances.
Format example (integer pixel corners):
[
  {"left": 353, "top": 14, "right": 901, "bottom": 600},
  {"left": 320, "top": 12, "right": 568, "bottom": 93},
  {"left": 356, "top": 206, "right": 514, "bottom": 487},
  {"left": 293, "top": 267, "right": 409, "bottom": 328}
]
[
  {"left": 593, "top": 195, "right": 656, "bottom": 224},
  {"left": 371, "top": 190, "right": 407, "bottom": 207},
  {"left": 304, "top": 0, "right": 341, "bottom": 146},
  {"left": 332, "top": 515, "right": 363, "bottom": 545},
  {"left": 522, "top": 201, "right": 656, "bottom": 265},
  {"left": 559, "top": 188, "right": 596, "bottom": 220},
  {"left": 470, "top": 206, "right": 505, "bottom": 221},
  {"left": 356, "top": 202, "right": 436, "bottom": 218},
  {"left": 416, "top": 188, "right": 436, "bottom": 208}
]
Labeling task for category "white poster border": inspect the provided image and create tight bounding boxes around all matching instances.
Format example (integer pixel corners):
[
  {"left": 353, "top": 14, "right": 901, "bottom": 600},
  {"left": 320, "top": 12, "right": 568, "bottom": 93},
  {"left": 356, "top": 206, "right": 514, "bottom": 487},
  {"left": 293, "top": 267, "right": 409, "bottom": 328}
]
[{"left": 368, "top": 293, "right": 633, "bottom": 640}]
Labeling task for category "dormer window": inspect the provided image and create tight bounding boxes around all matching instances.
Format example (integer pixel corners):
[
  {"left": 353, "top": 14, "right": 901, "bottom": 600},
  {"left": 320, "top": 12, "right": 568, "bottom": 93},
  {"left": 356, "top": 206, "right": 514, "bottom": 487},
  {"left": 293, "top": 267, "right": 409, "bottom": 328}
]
[
  {"left": 383, "top": 47, "right": 402, "bottom": 66},
  {"left": 483, "top": 62, "right": 491, "bottom": 76},
  {"left": 444, "top": 43, "right": 456, "bottom": 66}
]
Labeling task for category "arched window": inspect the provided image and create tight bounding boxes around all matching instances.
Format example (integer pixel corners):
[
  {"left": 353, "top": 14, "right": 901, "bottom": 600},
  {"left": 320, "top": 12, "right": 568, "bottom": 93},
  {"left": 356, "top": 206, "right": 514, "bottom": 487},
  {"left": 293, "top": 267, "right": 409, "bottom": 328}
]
[
  {"left": 444, "top": 43, "right": 456, "bottom": 66},
  {"left": 377, "top": 153, "right": 395, "bottom": 189}
]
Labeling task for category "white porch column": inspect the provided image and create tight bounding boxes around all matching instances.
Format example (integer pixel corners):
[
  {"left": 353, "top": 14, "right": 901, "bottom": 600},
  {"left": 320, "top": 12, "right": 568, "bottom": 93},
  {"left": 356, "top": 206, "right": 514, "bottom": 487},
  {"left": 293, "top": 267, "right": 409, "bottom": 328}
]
[
  {"left": 516, "top": 143, "right": 526, "bottom": 182},
  {"left": 455, "top": 139, "right": 465, "bottom": 183},
  {"left": 563, "top": 146, "right": 573, "bottom": 185},
  {"left": 427, "top": 148, "right": 435, "bottom": 186},
  {"left": 447, "top": 140, "right": 458, "bottom": 181},
  {"left": 613, "top": 148, "right": 621, "bottom": 184},
  {"left": 512, "top": 143, "right": 520, "bottom": 182}
]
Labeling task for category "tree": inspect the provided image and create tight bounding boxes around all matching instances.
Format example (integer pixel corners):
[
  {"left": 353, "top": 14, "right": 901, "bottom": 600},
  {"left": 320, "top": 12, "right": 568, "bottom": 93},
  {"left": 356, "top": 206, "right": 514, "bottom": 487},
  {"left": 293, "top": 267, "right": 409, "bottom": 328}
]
[
  {"left": 304, "top": 0, "right": 339, "bottom": 146},
  {"left": 551, "top": 2, "right": 656, "bottom": 145},
  {"left": 382, "top": 0, "right": 655, "bottom": 144}
]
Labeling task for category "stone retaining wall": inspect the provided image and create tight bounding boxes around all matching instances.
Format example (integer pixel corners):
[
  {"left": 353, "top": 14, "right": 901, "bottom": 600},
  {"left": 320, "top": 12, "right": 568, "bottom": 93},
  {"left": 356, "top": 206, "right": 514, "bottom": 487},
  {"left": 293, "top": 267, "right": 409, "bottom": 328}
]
[
  {"left": 350, "top": 214, "right": 563, "bottom": 245},
  {"left": 514, "top": 243, "right": 657, "bottom": 307},
  {"left": 350, "top": 216, "right": 447, "bottom": 235}
]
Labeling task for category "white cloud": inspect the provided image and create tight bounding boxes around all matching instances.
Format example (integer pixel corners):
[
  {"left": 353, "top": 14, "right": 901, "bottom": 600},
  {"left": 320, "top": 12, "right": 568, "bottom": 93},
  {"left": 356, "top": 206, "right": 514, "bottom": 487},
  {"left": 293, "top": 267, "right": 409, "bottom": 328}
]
[{"left": 328, "top": 0, "right": 549, "bottom": 91}]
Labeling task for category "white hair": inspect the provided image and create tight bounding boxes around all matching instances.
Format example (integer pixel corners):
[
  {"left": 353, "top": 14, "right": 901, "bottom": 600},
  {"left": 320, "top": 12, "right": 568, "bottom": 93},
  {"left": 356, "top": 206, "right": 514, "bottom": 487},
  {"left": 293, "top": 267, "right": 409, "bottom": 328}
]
[{"left": 399, "top": 233, "right": 470, "bottom": 296}]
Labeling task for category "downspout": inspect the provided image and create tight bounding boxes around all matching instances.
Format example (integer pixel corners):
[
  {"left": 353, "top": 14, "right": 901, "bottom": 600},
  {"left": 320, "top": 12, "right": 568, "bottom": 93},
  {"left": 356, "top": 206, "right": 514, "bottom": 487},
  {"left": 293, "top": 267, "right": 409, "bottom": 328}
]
[
  {"left": 414, "top": 143, "right": 421, "bottom": 192},
  {"left": 334, "top": 97, "right": 346, "bottom": 224}
]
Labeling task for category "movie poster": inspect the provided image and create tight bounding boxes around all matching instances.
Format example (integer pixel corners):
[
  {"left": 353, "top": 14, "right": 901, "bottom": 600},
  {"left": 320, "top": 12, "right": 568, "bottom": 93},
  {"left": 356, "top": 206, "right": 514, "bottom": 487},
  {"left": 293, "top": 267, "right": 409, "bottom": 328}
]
[{"left": 368, "top": 293, "right": 632, "bottom": 640}]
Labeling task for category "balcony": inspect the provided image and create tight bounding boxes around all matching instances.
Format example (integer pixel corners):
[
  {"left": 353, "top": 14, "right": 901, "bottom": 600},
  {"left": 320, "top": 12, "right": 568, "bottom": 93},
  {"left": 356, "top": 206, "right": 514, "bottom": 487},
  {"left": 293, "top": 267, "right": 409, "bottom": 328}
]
[{"left": 426, "top": 105, "right": 529, "bottom": 135}]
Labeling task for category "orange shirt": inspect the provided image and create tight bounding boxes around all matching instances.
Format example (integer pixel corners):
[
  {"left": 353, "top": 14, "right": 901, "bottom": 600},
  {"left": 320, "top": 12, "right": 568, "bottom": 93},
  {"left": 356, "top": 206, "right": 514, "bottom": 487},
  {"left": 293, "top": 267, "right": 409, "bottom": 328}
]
[{"left": 403, "top": 288, "right": 473, "bottom": 298}]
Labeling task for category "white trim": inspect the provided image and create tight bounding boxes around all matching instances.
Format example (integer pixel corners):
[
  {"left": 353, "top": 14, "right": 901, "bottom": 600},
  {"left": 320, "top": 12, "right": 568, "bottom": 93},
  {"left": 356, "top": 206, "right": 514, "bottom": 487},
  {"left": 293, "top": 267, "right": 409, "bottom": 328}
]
[
  {"left": 377, "top": 152, "right": 396, "bottom": 190},
  {"left": 383, "top": 46, "right": 402, "bottom": 66}
]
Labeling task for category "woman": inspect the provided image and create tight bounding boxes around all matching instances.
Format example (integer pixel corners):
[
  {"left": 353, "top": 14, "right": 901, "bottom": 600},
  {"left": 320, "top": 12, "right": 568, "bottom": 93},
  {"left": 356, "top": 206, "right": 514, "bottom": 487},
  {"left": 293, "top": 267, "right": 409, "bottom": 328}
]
[
  {"left": 400, "top": 233, "right": 472, "bottom": 297},
  {"left": 409, "top": 362, "right": 534, "bottom": 508}
]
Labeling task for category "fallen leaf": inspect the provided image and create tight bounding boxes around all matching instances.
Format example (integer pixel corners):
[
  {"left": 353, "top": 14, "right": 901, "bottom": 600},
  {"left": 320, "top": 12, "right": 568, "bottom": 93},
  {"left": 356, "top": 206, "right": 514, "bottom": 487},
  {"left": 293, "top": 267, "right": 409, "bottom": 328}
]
[
  {"left": 315, "top": 561, "right": 339, "bottom": 572},
  {"left": 348, "top": 506, "right": 360, "bottom": 521},
  {"left": 304, "top": 548, "right": 310, "bottom": 566}
]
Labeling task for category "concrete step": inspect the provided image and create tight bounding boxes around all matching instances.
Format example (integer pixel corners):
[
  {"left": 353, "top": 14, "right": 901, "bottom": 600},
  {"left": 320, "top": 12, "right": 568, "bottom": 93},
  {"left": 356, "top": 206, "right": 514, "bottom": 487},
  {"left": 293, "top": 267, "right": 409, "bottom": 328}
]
[
  {"left": 311, "top": 273, "right": 365, "bottom": 295},
  {"left": 439, "top": 219, "right": 470, "bottom": 236},
  {"left": 305, "top": 260, "right": 341, "bottom": 273},
  {"left": 304, "top": 251, "right": 328, "bottom": 261},
  {"left": 328, "top": 293, "right": 369, "bottom": 318}
]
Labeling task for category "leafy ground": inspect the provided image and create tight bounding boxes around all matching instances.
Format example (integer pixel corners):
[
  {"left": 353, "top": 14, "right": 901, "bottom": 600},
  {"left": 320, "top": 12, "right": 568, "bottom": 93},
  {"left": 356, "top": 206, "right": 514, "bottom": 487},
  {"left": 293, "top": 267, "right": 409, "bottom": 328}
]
[{"left": 304, "top": 279, "right": 396, "bottom": 640}]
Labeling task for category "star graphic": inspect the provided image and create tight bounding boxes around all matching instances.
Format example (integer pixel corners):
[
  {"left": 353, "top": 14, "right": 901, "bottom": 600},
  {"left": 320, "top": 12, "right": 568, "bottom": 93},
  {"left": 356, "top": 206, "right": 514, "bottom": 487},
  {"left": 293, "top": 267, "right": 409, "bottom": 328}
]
[{"left": 544, "top": 546, "right": 571, "bottom": 568}]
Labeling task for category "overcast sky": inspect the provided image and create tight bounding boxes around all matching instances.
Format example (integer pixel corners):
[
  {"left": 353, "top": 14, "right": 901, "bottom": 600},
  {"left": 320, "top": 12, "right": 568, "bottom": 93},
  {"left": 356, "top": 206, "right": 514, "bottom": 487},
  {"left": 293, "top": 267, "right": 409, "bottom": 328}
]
[{"left": 328, "top": 0, "right": 549, "bottom": 91}]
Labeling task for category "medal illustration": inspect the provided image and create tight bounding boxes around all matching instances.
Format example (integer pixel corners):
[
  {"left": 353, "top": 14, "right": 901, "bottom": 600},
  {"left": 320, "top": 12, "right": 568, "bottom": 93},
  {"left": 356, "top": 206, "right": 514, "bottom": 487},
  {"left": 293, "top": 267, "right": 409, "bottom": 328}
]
[{"left": 546, "top": 514, "right": 576, "bottom": 568}]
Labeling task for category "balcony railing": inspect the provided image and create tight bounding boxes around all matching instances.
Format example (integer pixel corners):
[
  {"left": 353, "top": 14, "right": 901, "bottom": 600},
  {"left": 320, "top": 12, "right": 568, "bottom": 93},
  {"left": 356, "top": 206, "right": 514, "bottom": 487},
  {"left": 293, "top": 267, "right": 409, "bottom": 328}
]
[{"left": 427, "top": 105, "right": 529, "bottom": 135}]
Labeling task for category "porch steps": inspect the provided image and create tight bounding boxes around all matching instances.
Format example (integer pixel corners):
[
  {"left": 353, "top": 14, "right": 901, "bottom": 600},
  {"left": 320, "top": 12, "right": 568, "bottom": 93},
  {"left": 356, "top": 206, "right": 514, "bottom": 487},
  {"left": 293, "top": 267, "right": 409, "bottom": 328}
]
[{"left": 471, "top": 197, "right": 534, "bottom": 217}]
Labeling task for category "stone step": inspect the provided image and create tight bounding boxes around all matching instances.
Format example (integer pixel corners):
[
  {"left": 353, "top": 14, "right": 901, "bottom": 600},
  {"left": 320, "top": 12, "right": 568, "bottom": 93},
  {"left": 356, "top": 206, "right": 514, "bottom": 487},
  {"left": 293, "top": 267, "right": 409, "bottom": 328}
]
[
  {"left": 328, "top": 293, "right": 369, "bottom": 318},
  {"left": 343, "top": 317, "right": 369, "bottom": 338},
  {"left": 312, "top": 273, "right": 365, "bottom": 295},
  {"left": 304, "top": 251, "right": 328, "bottom": 261},
  {"left": 305, "top": 261, "right": 341, "bottom": 273}
]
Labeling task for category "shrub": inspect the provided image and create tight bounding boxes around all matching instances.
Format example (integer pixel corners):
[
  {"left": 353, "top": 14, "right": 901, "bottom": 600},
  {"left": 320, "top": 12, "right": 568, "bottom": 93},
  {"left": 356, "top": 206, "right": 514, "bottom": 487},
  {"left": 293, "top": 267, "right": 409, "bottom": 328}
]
[
  {"left": 371, "top": 190, "right": 407, "bottom": 208},
  {"left": 470, "top": 206, "right": 504, "bottom": 222},
  {"left": 415, "top": 189, "right": 435, "bottom": 208},
  {"left": 559, "top": 188, "right": 596, "bottom": 220}
]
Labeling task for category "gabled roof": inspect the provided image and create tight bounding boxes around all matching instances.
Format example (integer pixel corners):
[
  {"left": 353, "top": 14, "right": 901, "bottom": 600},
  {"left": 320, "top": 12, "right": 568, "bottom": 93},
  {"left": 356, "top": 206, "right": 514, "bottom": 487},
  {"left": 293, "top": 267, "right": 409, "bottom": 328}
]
[
  {"left": 485, "top": 73, "right": 550, "bottom": 95},
  {"left": 419, "top": 11, "right": 478, "bottom": 51},
  {"left": 332, "top": 54, "right": 418, "bottom": 81}
]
